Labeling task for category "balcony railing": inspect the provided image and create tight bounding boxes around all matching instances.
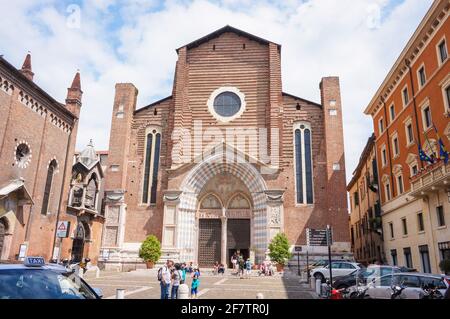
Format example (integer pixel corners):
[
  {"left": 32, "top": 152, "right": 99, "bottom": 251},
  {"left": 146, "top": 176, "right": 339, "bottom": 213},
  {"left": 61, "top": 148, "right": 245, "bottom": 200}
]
[{"left": 410, "top": 160, "right": 449, "bottom": 197}]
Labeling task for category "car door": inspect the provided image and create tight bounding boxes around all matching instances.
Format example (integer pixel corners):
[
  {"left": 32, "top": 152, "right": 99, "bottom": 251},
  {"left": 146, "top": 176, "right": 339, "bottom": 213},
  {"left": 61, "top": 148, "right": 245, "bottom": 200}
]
[
  {"left": 327, "top": 262, "right": 341, "bottom": 279},
  {"left": 369, "top": 274, "right": 395, "bottom": 299},
  {"left": 396, "top": 274, "right": 422, "bottom": 299},
  {"left": 339, "top": 263, "right": 357, "bottom": 277}
]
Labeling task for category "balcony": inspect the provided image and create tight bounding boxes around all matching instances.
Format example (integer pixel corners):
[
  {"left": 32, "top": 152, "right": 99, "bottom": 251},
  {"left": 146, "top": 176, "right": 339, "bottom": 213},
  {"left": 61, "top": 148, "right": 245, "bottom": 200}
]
[{"left": 410, "top": 160, "right": 450, "bottom": 197}]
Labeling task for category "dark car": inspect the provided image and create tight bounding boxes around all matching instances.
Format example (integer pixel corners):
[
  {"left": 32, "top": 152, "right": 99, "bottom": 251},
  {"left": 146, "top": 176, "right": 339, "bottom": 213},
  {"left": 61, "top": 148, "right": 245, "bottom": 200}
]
[
  {"left": 0, "top": 257, "right": 103, "bottom": 299},
  {"left": 332, "top": 265, "right": 404, "bottom": 289}
]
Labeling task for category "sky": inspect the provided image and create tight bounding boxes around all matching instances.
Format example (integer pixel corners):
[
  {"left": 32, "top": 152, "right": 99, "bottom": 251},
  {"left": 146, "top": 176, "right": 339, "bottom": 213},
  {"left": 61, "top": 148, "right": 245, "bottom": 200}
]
[{"left": 0, "top": 0, "right": 434, "bottom": 183}]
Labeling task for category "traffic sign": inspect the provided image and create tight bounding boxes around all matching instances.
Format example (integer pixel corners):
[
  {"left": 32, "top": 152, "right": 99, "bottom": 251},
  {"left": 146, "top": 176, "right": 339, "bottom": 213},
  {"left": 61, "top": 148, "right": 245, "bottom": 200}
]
[
  {"left": 56, "top": 221, "right": 70, "bottom": 238},
  {"left": 306, "top": 228, "right": 333, "bottom": 247}
]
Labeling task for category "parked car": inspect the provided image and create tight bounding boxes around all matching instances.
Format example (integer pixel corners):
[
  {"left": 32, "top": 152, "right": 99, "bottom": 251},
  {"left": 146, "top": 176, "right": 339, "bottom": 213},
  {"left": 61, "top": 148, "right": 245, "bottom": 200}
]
[
  {"left": 312, "top": 261, "right": 362, "bottom": 282},
  {"left": 332, "top": 265, "right": 404, "bottom": 289},
  {"left": 303, "top": 258, "right": 354, "bottom": 274},
  {"left": 365, "top": 272, "right": 450, "bottom": 299},
  {"left": 0, "top": 257, "right": 103, "bottom": 299}
]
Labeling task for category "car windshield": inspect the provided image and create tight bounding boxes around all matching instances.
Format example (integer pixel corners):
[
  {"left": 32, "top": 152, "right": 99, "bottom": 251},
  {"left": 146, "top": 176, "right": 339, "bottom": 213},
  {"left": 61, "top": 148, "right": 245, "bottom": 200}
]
[{"left": 0, "top": 269, "right": 97, "bottom": 299}]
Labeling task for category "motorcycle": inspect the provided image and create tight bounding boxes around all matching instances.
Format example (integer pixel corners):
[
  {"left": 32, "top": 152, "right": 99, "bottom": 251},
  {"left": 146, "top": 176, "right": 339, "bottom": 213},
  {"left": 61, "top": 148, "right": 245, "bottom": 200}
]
[
  {"left": 391, "top": 282, "right": 406, "bottom": 299},
  {"left": 421, "top": 284, "right": 444, "bottom": 299}
]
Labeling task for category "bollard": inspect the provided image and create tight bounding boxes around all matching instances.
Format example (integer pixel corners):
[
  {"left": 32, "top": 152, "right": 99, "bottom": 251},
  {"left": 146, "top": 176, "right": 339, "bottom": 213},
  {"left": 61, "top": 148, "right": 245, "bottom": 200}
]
[
  {"left": 96, "top": 268, "right": 100, "bottom": 278},
  {"left": 310, "top": 276, "right": 315, "bottom": 289},
  {"left": 256, "top": 293, "right": 264, "bottom": 299},
  {"left": 315, "top": 279, "right": 322, "bottom": 295},
  {"left": 178, "top": 284, "right": 189, "bottom": 299},
  {"left": 116, "top": 289, "right": 125, "bottom": 299}
]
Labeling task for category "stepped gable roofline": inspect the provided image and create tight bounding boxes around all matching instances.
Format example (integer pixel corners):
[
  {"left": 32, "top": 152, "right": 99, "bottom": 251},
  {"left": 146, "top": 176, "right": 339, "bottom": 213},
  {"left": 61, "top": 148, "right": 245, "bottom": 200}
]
[
  {"left": 0, "top": 55, "right": 77, "bottom": 123},
  {"left": 282, "top": 92, "right": 322, "bottom": 108},
  {"left": 134, "top": 95, "right": 172, "bottom": 115},
  {"left": 176, "top": 25, "right": 281, "bottom": 53}
]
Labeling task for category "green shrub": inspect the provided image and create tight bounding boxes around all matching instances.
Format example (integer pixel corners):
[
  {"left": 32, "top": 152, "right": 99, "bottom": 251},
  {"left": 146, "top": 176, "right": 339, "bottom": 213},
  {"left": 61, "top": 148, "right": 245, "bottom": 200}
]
[
  {"left": 439, "top": 259, "right": 450, "bottom": 275},
  {"left": 268, "top": 233, "right": 292, "bottom": 265},
  {"left": 139, "top": 235, "right": 161, "bottom": 263}
]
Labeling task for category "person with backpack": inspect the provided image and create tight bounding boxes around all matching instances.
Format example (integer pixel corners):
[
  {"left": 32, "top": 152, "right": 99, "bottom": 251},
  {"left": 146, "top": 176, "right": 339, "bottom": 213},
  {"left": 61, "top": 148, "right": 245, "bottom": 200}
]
[
  {"left": 191, "top": 268, "right": 200, "bottom": 299},
  {"left": 171, "top": 263, "right": 182, "bottom": 299},
  {"left": 157, "top": 260, "right": 173, "bottom": 299}
]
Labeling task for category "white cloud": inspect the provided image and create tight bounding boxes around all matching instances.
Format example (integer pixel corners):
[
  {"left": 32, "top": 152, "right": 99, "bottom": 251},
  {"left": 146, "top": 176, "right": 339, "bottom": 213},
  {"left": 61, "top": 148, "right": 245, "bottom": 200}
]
[{"left": 0, "top": 0, "right": 433, "bottom": 182}]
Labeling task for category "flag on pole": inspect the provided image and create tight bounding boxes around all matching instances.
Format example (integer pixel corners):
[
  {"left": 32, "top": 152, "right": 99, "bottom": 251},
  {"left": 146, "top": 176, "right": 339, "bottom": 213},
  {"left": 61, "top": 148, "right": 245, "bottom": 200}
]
[
  {"left": 418, "top": 145, "right": 433, "bottom": 164},
  {"left": 433, "top": 124, "right": 449, "bottom": 164}
]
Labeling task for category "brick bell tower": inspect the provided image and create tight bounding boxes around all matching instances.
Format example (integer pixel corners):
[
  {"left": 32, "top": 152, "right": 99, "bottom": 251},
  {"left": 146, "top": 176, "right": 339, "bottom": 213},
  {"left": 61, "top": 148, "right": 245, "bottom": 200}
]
[
  {"left": 320, "top": 77, "right": 350, "bottom": 249},
  {"left": 101, "top": 83, "right": 138, "bottom": 270}
]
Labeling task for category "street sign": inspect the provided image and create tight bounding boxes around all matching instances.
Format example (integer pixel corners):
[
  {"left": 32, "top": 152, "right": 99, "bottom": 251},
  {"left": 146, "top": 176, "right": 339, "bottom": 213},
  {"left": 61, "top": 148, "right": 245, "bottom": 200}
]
[
  {"left": 294, "top": 246, "right": 302, "bottom": 252},
  {"left": 306, "top": 228, "right": 332, "bottom": 247},
  {"left": 56, "top": 221, "right": 70, "bottom": 238}
]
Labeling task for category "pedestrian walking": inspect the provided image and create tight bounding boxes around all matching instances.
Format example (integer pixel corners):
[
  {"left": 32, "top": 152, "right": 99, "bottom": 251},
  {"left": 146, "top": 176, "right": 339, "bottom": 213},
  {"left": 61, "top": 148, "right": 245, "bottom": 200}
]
[
  {"left": 231, "top": 253, "right": 237, "bottom": 274},
  {"left": 158, "top": 260, "right": 173, "bottom": 299},
  {"left": 171, "top": 263, "right": 182, "bottom": 299},
  {"left": 245, "top": 258, "right": 252, "bottom": 278},
  {"left": 238, "top": 256, "right": 245, "bottom": 279},
  {"left": 191, "top": 268, "right": 200, "bottom": 299},
  {"left": 180, "top": 263, "right": 187, "bottom": 284}
]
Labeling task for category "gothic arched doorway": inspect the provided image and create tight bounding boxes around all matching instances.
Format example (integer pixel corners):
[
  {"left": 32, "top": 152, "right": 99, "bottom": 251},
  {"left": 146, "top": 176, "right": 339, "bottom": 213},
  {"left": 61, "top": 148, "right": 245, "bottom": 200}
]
[{"left": 71, "top": 223, "right": 87, "bottom": 262}]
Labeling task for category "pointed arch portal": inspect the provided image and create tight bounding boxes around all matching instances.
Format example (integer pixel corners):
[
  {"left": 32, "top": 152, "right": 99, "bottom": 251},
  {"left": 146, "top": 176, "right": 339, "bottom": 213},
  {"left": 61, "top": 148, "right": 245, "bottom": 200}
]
[{"left": 162, "top": 149, "right": 279, "bottom": 265}]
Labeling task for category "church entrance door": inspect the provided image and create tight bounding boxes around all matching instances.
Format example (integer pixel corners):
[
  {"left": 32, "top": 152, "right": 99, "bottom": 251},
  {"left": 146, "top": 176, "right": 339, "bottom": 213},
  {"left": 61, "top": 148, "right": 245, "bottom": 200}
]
[
  {"left": 227, "top": 219, "right": 250, "bottom": 268},
  {"left": 198, "top": 219, "right": 222, "bottom": 267}
]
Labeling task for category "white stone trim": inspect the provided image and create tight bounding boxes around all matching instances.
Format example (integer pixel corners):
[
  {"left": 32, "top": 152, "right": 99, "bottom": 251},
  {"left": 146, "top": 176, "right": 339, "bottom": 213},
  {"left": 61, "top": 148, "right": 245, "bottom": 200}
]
[{"left": 207, "top": 86, "right": 246, "bottom": 123}]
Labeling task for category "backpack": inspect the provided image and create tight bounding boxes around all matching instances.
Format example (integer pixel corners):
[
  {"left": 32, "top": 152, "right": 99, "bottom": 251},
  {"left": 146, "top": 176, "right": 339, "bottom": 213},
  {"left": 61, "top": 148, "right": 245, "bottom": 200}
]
[{"left": 157, "top": 266, "right": 164, "bottom": 281}]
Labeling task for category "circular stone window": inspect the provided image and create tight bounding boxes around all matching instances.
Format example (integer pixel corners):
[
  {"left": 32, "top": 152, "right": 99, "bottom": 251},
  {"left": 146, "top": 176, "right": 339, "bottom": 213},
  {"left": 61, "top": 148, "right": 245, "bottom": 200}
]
[
  {"left": 207, "top": 87, "right": 246, "bottom": 123},
  {"left": 15, "top": 142, "right": 32, "bottom": 168}
]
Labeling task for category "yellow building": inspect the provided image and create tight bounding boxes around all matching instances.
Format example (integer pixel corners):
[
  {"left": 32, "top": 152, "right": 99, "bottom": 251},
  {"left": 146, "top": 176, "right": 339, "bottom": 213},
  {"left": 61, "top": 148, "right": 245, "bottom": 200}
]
[{"left": 348, "top": 134, "right": 385, "bottom": 265}]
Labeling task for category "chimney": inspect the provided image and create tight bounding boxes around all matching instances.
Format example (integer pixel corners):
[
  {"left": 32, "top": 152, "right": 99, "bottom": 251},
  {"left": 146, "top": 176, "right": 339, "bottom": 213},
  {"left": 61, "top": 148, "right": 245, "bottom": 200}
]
[
  {"left": 66, "top": 71, "right": 82, "bottom": 117},
  {"left": 20, "top": 52, "right": 34, "bottom": 81}
]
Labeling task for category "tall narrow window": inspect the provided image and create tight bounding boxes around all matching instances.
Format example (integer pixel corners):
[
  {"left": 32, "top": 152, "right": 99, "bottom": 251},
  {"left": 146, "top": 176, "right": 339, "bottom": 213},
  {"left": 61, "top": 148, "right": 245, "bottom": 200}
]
[
  {"left": 142, "top": 128, "right": 162, "bottom": 204},
  {"left": 438, "top": 39, "right": 448, "bottom": 64},
  {"left": 142, "top": 134, "right": 153, "bottom": 204},
  {"left": 294, "top": 123, "right": 314, "bottom": 205},
  {"left": 437, "top": 206, "right": 446, "bottom": 227},
  {"left": 406, "top": 123, "right": 414, "bottom": 144},
  {"left": 294, "top": 129, "right": 303, "bottom": 204},
  {"left": 422, "top": 105, "right": 432, "bottom": 130},
  {"left": 389, "top": 104, "right": 395, "bottom": 122},
  {"left": 150, "top": 133, "right": 161, "bottom": 204},
  {"left": 402, "top": 87, "right": 409, "bottom": 106},
  {"left": 418, "top": 66, "right": 426, "bottom": 87},
  {"left": 41, "top": 160, "right": 57, "bottom": 215},
  {"left": 397, "top": 175, "right": 404, "bottom": 195},
  {"left": 304, "top": 129, "right": 313, "bottom": 204}
]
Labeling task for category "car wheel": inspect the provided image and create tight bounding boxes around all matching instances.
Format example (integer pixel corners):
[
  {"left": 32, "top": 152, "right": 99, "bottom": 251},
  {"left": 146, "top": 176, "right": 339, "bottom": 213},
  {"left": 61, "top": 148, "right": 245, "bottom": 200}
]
[{"left": 314, "top": 273, "right": 325, "bottom": 283}]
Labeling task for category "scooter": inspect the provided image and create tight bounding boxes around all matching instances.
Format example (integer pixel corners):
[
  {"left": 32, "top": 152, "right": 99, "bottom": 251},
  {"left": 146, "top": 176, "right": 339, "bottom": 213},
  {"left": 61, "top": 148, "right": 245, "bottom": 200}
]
[
  {"left": 391, "top": 283, "right": 406, "bottom": 299},
  {"left": 421, "top": 284, "right": 444, "bottom": 299}
]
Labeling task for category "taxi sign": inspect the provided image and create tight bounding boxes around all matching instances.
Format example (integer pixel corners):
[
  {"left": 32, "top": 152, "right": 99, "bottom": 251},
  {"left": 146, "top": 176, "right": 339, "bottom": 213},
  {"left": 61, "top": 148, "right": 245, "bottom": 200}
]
[{"left": 24, "top": 256, "right": 46, "bottom": 267}]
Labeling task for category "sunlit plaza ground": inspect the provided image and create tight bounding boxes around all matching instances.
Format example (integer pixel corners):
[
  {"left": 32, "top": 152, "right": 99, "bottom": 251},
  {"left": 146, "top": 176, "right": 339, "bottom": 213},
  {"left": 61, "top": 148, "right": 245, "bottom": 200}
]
[{"left": 84, "top": 269, "right": 317, "bottom": 299}]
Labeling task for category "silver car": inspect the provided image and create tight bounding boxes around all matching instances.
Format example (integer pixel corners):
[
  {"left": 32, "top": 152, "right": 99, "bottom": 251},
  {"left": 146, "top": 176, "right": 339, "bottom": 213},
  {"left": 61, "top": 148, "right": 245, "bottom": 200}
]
[{"left": 365, "top": 272, "right": 449, "bottom": 299}]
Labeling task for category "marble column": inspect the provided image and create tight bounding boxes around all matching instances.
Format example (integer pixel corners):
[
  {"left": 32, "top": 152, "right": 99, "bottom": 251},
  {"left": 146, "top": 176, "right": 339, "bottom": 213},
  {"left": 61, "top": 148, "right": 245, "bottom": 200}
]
[{"left": 221, "top": 215, "right": 227, "bottom": 266}]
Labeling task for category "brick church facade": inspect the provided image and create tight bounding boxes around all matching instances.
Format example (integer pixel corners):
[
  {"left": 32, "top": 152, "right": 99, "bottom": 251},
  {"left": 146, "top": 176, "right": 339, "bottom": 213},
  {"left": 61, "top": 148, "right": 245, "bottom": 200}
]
[{"left": 100, "top": 26, "right": 350, "bottom": 270}]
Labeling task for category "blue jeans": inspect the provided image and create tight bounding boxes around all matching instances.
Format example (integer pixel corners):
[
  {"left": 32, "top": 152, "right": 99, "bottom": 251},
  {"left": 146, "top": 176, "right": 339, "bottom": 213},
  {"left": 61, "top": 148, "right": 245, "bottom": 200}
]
[
  {"left": 160, "top": 282, "right": 170, "bottom": 299},
  {"left": 171, "top": 285, "right": 179, "bottom": 299}
]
